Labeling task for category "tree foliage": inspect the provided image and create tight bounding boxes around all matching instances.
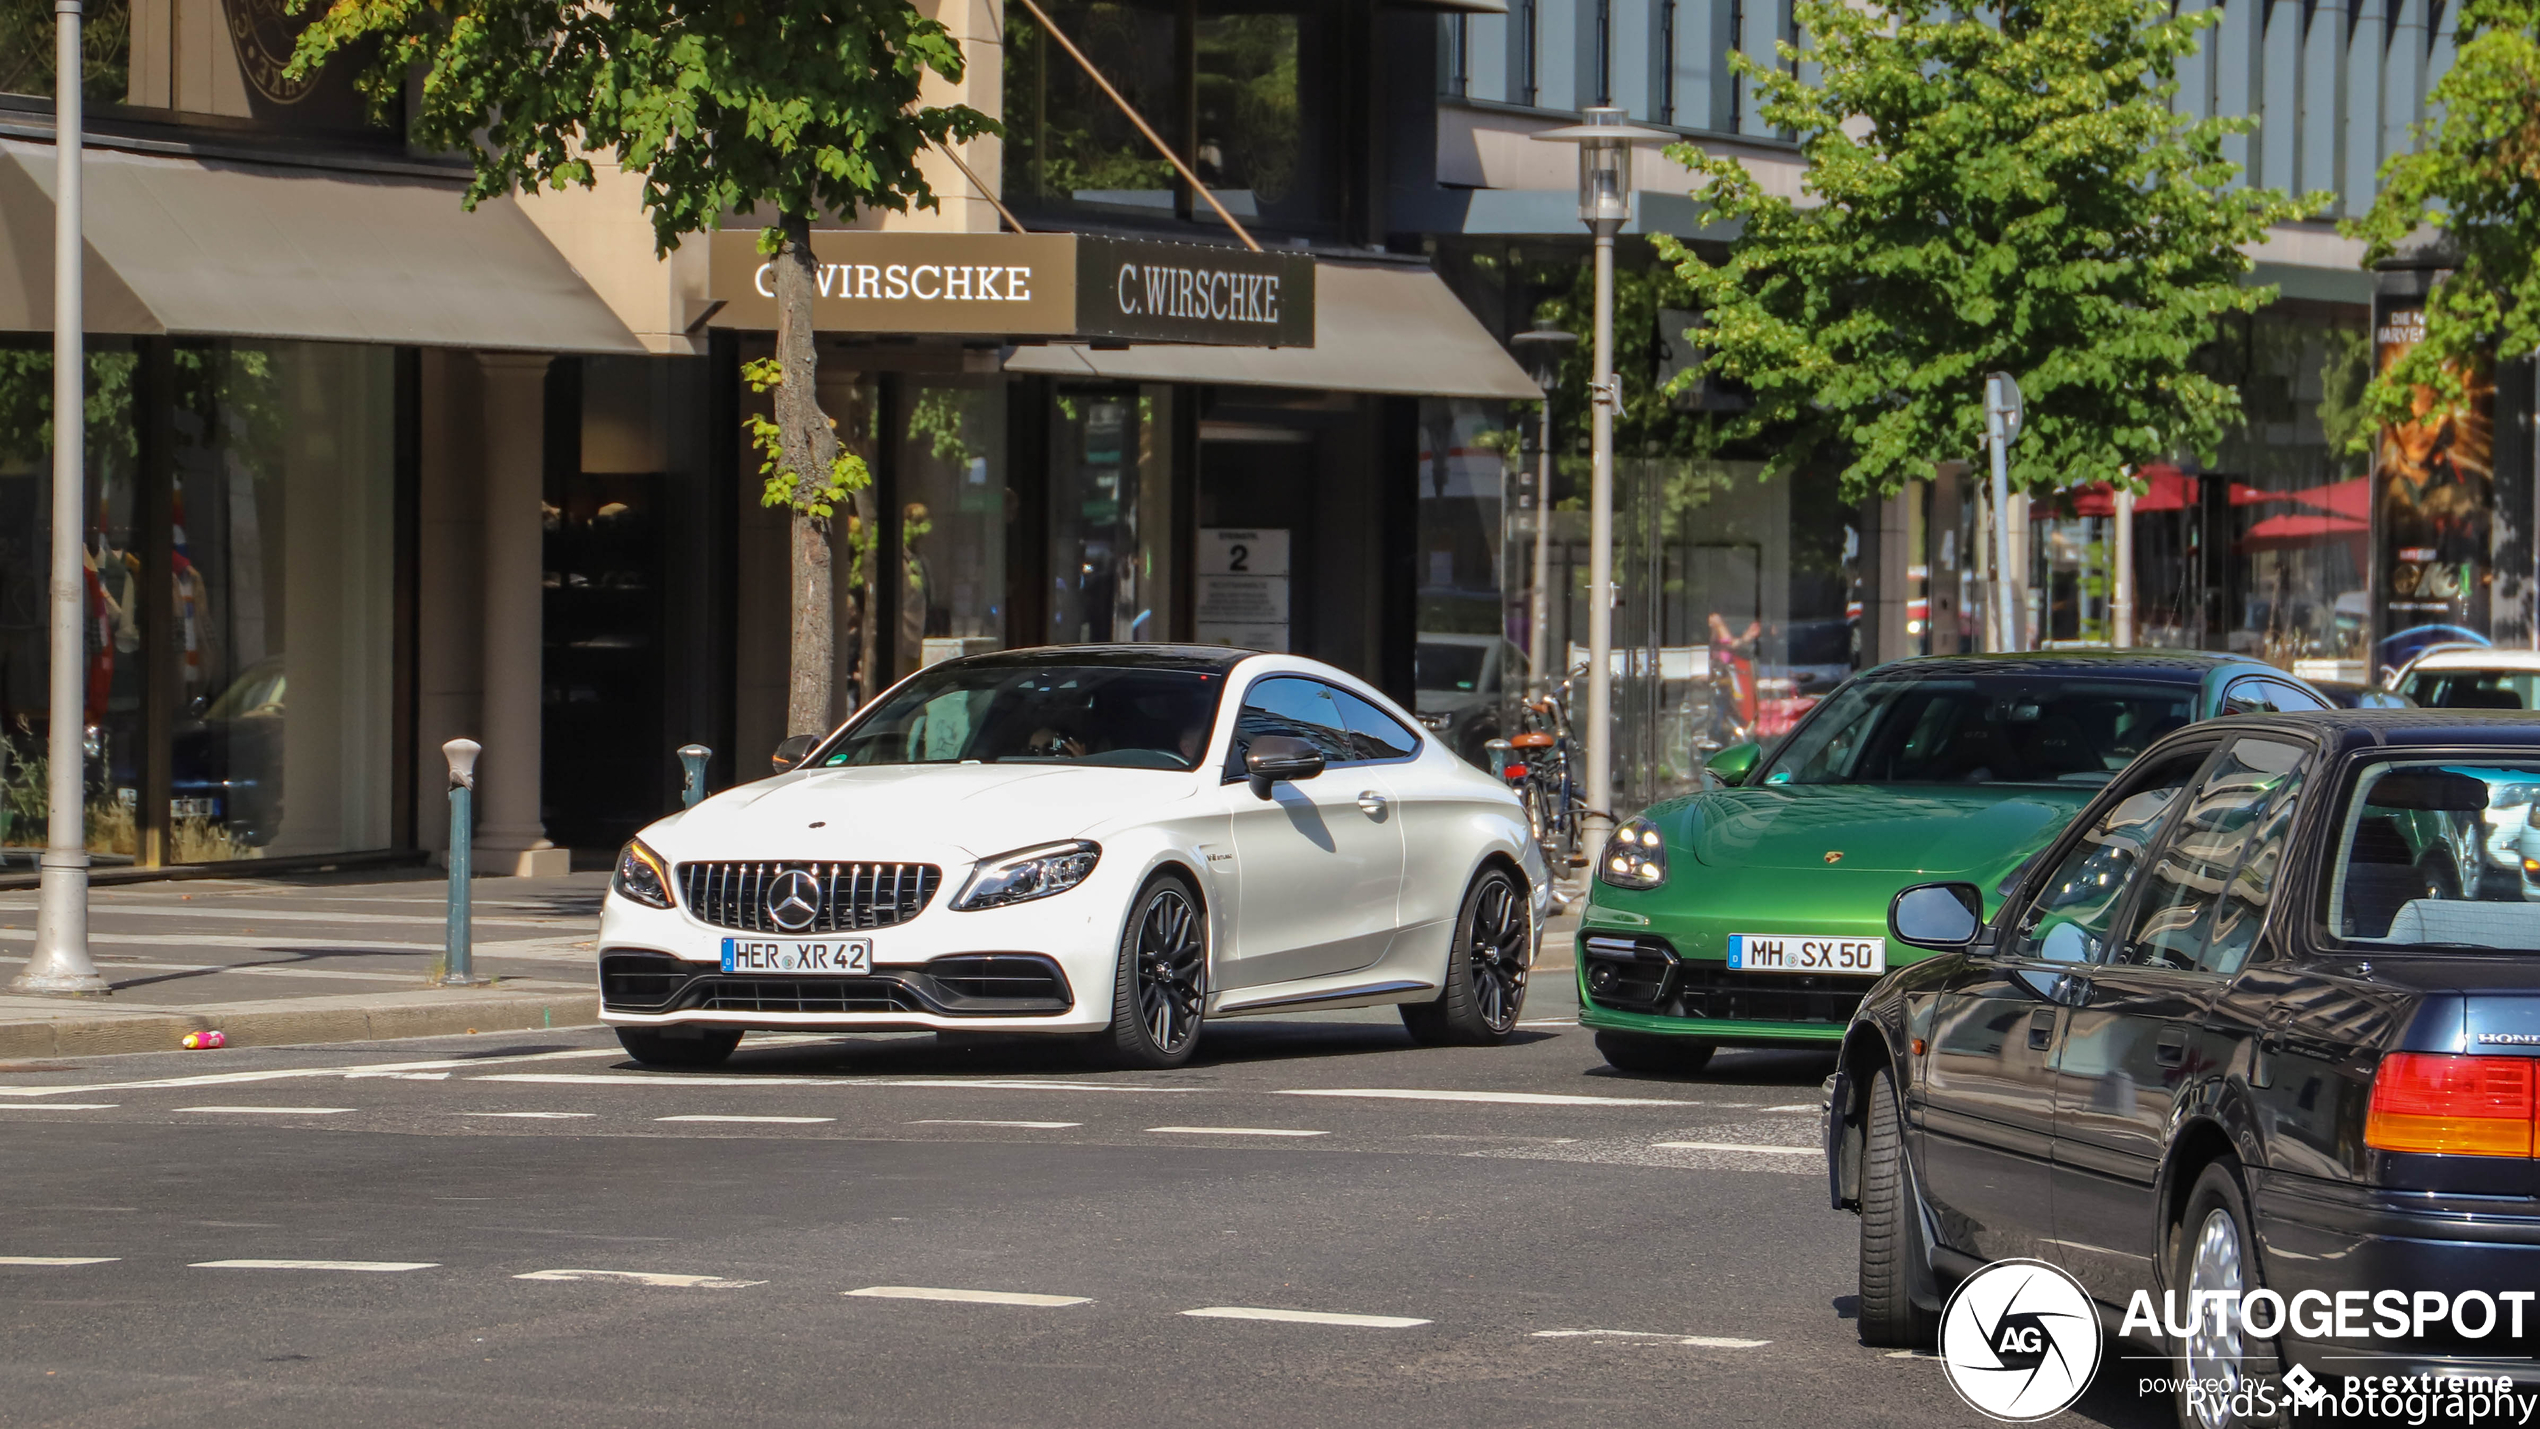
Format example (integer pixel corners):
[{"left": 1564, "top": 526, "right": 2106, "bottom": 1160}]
[
  {"left": 2345, "top": 0, "right": 2540, "bottom": 434},
  {"left": 1665, "top": 0, "right": 2321, "bottom": 500}
]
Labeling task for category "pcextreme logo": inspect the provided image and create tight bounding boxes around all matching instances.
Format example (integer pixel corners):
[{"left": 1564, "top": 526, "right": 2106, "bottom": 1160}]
[{"left": 1938, "top": 1259, "right": 2104, "bottom": 1422}]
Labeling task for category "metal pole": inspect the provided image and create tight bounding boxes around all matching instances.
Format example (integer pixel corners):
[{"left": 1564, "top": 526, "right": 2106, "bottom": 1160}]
[
  {"left": 1531, "top": 398, "right": 1553, "bottom": 688},
  {"left": 440, "top": 738, "right": 481, "bottom": 986},
  {"left": 678, "top": 744, "right": 712, "bottom": 809},
  {"left": 2111, "top": 480, "right": 2136, "bottom": 649},
  {"left": 1986, "top": 375, "right": 2019, "bottom": 654},
  {"left": 18, "top": 0, "right": 105, "bottom": 997},
  {"left": 1583, "top": 219, "right": 1620, "bottom": 850}
]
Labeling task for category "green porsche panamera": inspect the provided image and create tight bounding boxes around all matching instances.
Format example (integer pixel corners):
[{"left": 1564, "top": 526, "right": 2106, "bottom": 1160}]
[{"left": 1577, "top": 652, "right": 2329, "bottom": 1073}]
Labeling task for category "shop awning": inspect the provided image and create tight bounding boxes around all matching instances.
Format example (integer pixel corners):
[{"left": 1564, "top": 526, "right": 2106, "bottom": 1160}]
[
  {"left": 0, "top": 139, "right": 644, "bottom": 353},
  {"left": 2068, "top": 464, "right": 2198, "bottom": 516},
  {"left": 1003, "top": 260, "right": 1543, "bottom": 401}
]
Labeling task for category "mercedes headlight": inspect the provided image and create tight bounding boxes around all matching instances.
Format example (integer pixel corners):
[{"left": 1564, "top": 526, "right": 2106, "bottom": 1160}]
[
  {"left": 1599, "top": 817, "right": 1669, "bottom": 890},
  {"left": 613, "top": 839, "right": 674, "bottom": 909},
  {"left": 953, "top": 840, "right": 1101, "bottom": 911}
]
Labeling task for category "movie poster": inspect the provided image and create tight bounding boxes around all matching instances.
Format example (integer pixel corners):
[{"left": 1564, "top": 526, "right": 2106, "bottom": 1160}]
[{"left": 2374, "top": 301, "right": 2496, "bottom": 659}]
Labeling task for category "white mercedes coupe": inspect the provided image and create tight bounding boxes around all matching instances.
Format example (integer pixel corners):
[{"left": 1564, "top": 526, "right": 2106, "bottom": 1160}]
[{"left": 597, "top": 646, "right": 1548, "bottom": 1069}]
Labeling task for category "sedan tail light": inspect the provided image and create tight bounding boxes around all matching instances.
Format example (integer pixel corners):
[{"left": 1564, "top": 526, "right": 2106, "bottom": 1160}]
[{"left": 2366, "top": 1052, "right": 2537, "bottom": 1158}]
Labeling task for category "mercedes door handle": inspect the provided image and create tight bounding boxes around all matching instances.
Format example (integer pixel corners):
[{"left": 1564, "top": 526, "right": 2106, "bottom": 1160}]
[
  {"left": 1356, "top": 791, "right": 1389, "bottom": 817},
  {"left": 2028, "top": 1009, "right": 2056, "bottom": 1050}
]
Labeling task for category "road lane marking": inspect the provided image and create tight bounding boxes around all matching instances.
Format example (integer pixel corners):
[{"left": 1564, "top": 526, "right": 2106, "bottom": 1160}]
[
  {"left": 459, "top": 1112, "right": 595, "bottom": 1120},
  {"left": 177, "top": 1106, "right": 357, "bottom": 1116},
  {"left": 1276, "top": 1088, "right": 1693, "bottom": 1107},
  {"left": 345, "top": 1072, "right": 452, "bottom": 1081},
  {"left": 0, "top": 1046, "right": 628, "bottom": 1098},
  {"left": 474, "top": 1074, "right": 1201, "bottom": 1093},
  {"left": 1648, "top": 1141, "right": 1816, "bottom": 1155},
  {"left": 847, "top": 1286, "right": 1091, "bottom": 1307},
  {"left": 1516, "top": 1018, "right": 1578, "bottom": 1027},
  {"left": 0, "top": 1256, "right": 119, "bottom": 1265},
  {"left": 1182, "top": 1307, "right": 1430, "bottom": 1328},
  {"left": 1531, "top": 1329, "right": 1771, "bottom": 1348},
  {"left": 1147, "top": 1126, "right": 1327, "bottom": 1137},
  {"left": 191, "top": 1259, "right": 437, "bottom": 1272},
  {"left": 1762, "top": 1104, "right": 1818, "bottom": 1113},
  {"left": 909, "top": 1119, "right": 1082, "bottom": 1129},
  {"left": 0, "top": 1103, "right": 116, "bottom": 1111},
  {"left": 517, "top": 1269, "right": 764, "bottom": 1288},
  {"left": 655, "top": 1115, "right": 833, "bottom": 1124}
]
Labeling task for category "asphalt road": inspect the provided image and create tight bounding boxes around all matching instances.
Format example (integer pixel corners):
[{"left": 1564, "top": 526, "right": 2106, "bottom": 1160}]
[{"left": 0, "top": 993, "right": 2177, "bottom": 1429}]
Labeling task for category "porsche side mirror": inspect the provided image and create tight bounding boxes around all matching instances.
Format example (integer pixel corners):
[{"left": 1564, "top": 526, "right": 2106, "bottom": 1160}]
[
  {"left": 1705, "top": 741, "right": 1761, "bottom": 784},
  {"left": 1245, "top": 735, "right": 1326, "bottom": 800},
  {"left": 771, "top": 733, "right": 818, "bottom": 774},
  {"left": 1890, "top": 882, "right": 1984, "bottom": 951}
]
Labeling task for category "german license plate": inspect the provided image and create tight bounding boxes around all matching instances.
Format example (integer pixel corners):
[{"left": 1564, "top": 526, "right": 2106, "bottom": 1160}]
[
  {"left": 1726, "top": 934, "right": 1886, "bottom": 975},
  {"left": 720, "top": 938, "right": 871, "bottom": 974}
]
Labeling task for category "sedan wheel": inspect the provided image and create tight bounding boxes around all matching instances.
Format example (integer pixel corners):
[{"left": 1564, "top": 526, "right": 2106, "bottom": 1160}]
[
  {"left": 2174, "top": 1161, "right": 2277, "bottom": 1429},
  {"left": 1097, "top": 874, "right": 1206, "bottom": 1069},
  {"left": 1402, "top": 868, "right": 1529, "bottom": 1046}
]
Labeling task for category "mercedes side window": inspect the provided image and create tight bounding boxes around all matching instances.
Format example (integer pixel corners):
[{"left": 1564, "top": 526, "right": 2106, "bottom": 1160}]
[
  {"left": 1330, "top": 687, "right": 1420, "bottom": 762},
  {"left": 2120, "top": 738, "right": 2306, "bottom": 971},
  {"left": 2009, "top": 748, "right": 2211, "bottom": 964},
  {"left": 1228, "top": 676, "right": 1356, "bottom": 775}
]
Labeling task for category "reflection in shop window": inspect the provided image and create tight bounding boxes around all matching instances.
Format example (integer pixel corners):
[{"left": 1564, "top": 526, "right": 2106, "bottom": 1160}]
[
  {"left": 899, "top": 382, "right": 1008, "bottom": 675},
  {"left": 0, "top": 0, "right": 129, "bottom": 104},
  {"left": 1003, "top": 0, "right": 1181, "bottom": 220}
]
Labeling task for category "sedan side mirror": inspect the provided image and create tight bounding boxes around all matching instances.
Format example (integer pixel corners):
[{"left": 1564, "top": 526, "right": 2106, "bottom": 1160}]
[
  {"left": 771, "top": 733, "right": 819, "bottom": 774},
  {"left": 1245, "top": 735, "right": 1326, "bottom": 800},
  {"left": 1890, "top": 882, "right": 1984, "bottom": 951},
  {"left": 1705, "top": 741, "right": 1761, "bottom": 784}
]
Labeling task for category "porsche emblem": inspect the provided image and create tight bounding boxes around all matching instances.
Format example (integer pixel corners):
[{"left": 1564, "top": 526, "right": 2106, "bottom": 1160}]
[{"left": 1823, "top": 850, "right": 1844, "bottom": 864}]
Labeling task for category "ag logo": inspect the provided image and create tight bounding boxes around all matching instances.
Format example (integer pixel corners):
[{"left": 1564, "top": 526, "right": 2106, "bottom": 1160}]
[{"left": 1937, "top": 1258, "right": 2102, "bottom": 1422}]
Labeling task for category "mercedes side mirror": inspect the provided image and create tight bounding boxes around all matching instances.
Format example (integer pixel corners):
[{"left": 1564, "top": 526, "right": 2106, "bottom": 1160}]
[
  {"left": 1890, "top": 882, "right": 1984, "bottom": 951},
  {"left": 1245, "top": 735, "right": 1326, "bottom": 800},
  {"left": 771, "top": 733, "right": 818, "bottom": 774},
  {"left": 1705, "top": 741, "right": 1761, "bottom": 784}
]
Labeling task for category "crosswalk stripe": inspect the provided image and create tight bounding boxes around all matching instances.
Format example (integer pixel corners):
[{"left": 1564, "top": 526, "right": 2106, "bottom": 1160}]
[
  {"left": 1182, "top": 1306, "right": 1430, "bottom": 1328},
  {"left": 1648, "top": 1141, "right": 1816, "bottom": 1155},
  {"left": 0, "top": 1256, "right": 119, "bottom": 1266},
  {"left": 190, "top": 1259, "right": 437, "bottom": 1272},
  {"left": 1276, "top": 1088, "right": 1693, "bottom": 1107},
  {"left": 517, "top": 1269, "right": 764, "bottom": 1288},
  {"left": 1146, "top": 1126, "right": 1326, "bottom": 1137},
  {"left": 847, "top": 1285, "right": 1092, "bottom": 1307}
]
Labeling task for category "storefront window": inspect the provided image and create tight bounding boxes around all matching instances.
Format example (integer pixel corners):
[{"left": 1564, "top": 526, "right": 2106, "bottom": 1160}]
[
  {"left": 165, "top": 342, "right": 396, "bottom": 859},
  {"left": 0, "top": 0, "right": 130, "bottom": 104},
  {"left": 0, "top": 342, "right": 142, "bottom": 866},
  {"left": 898, "top": 379, "right": 1008, "bottom": 675},
  {"left": 1003, "top": 0, "right": 1182, "bottom": 223},
  {"left": 1414, "top": 398, "right": 1513, "bottom": 767},
  {"left": 1195, "top": 9, "right": 1333, "bottom": 231},
  {"left": 1048, "top": 384, "right": 1174, "bottom": 645}
]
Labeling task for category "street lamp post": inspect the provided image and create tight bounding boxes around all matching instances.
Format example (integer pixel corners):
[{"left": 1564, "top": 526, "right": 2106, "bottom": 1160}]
[
  {"left": 1531, "top": 108, "right": 1670, "bottom": 858},
  {"left": 16, "top": 0, "right": 106, "bottom": 996},
  {"left": 1509, "top": 325, "right": 1576, "bottom": 691}
]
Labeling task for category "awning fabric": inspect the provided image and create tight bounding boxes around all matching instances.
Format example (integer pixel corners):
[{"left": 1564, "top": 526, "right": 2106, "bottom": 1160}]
[
  {"left": 1004, "top": 260, "right": 1542, "bottom": 401},
  {"left": 2069, "top": 464, "right": 2198, "bottom": 515},
  {"left": 0, "top": 139, "right": 643, "bottom": 353}
]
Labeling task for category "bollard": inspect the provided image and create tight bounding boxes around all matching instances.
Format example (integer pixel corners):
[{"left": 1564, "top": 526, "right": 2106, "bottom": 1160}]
[
  {"left": 440, "top": 738, "right": 486, "bottom": 987},
  {"left": 678, "top": 744, "right": 712, "bottom": 810}
]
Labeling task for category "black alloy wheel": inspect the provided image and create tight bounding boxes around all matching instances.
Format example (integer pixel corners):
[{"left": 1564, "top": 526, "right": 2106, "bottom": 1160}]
[
  {"left": 1402, "top": 868, "right": 1529, "bottom": 1045},
  {"left": 1099, "top": 874, "right": 1206, "bottom": 1069},
  {"left": 1855, "top": 1066, "right": 1935, "bottom": 1347}
]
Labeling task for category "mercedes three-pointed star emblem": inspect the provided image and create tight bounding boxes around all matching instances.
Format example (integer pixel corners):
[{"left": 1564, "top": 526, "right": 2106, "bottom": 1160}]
[{"left": 765, "top": 868, "right": 822, "bottom": 931}]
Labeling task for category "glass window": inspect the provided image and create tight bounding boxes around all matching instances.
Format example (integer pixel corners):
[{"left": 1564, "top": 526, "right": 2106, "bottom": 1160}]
[
  {"left": 898, "top": 380, "right": 1007, "bottom": 679},
  {"left": 2403, "top": 670, "right": 2540, "bottom": 711},
  {"left": 1331, "top": 687, "right": 1419, "bottom": 762},
  {"left": 2, "top": 0, "right": 129, "bottom": 105},
  {"left": 1230, "top": 675, "right": 1353, "bottom": 766},
  {"left": 1762, "top": 675, "right": 2195, "bottom": 787},
  {"left": 2121, "top": 739, "right": 2306, "bottom": 970},
  {"left": 1002, "top": 0, "right": 1183, "bottom": 223},
  {"left": 2009, "top": 748, "right": 2210, "bottom": 964},
  {"left": 2330, "top": 759, "right": 2540, "bottom": 948},
  {"left": 1415, "top": 639, "right": 1489, "bottom": 694},
  {"left": 1048, "top": 385, "right": 1174, "bottom": 646},
  {"left": 822, "top": 659, "right": 1226, "bottom": 770}
]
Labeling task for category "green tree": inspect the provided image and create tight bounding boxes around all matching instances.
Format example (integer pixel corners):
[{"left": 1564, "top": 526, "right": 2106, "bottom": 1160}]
[
  {"left": 2345, "top": 0, "right": 2540, "bottom": 433},
  {"left": 288, "top": 0, "right": 992, "bottom": 732},
  {"left": 1666, "top": 0, "right": 2321, "bottom": 500}
]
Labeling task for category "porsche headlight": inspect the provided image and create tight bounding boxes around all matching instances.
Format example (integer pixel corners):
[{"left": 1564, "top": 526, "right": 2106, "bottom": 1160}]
[
  {"left": 953, "top": 840, "right": 1101, "bottom": 910},
  {"left": 613, "top": 839, "right": 674, "bottom": 909},
  {"left": 1598, "top": 817, "right": 1669, "bottom": 890}
]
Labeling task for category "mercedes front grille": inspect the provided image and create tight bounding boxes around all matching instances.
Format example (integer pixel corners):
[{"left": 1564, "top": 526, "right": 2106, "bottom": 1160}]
[{"left": 677, "top": 861, "right": 943, "bottom": 933}]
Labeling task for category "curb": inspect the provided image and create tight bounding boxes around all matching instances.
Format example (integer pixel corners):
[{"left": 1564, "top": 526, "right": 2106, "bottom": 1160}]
[{"left": 0, "top": 987, "right": 599, "bottom": 1060}]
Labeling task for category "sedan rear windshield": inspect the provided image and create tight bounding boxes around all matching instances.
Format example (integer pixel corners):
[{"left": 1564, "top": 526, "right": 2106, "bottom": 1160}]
[
  {"left": 2330, "top": 759, "right": 2540, "bottom": 950},
  {"left": 819, "top": 663, "right": 1227, "bottom": 770},
  {"left": 1759, "top": 676, "right": 2194, "bottom": 787},
  {"left": 2404, "top": 670, "right": 2540, "bottom": 710}
]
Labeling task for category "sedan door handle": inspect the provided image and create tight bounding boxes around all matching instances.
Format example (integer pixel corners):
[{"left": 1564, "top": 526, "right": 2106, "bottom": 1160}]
[
  {"left": 1357, "top": 790, "right": 1389, "bottom": 816},
  {"left": 2155, "top": 1029, "right": 2189, "bottom": 1067},
  {"left": 2028, "top": 1009, "right": 2056, "bottom": 1050}
]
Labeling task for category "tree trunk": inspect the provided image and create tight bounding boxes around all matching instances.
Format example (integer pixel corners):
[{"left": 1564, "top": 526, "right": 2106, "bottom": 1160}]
[{"left": 773, "top": 213, "right": 843, "bottom": 737}]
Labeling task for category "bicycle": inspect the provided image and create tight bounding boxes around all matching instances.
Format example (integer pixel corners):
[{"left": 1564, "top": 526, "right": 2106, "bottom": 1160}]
[{"left": 1495, "top": 680, "right": 1590, "bottom": 869}]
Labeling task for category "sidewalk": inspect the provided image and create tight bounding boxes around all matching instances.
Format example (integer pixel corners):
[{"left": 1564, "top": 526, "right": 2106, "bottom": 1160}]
[{"left": 0, "top": 868, "right": 604, "bottom": 1059}]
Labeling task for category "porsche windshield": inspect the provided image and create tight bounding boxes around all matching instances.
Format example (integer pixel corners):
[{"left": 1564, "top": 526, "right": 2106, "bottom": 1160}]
[
  {"left": 819, "top": 663, "right": 1227, "bottom": 770},
  {"left": 1760, "top": 676, "right": 2194, "bottom": 786}
]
